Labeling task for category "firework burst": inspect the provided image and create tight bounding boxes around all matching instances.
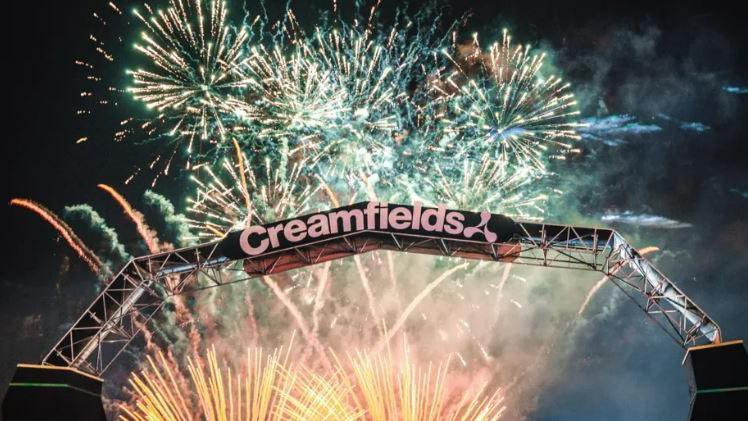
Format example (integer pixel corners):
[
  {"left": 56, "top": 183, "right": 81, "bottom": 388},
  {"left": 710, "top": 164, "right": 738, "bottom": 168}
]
[
  {"left": 232, "top": 11, "right": 438, "bottom": 180},
  {"left": 127, "top": 0, "right": 249, "bottom": 154},
  {"left": 430, "top": 29, "right": 582, "bottom": 174}
]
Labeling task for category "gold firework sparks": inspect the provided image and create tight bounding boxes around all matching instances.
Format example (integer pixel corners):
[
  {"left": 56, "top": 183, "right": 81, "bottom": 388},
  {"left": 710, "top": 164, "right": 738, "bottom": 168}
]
[
  {"left": 121, "top": 346, "right": 287, "bottom": 420},
  {"left": 121, "top": 345, "right": 506, "bottom": 420}
]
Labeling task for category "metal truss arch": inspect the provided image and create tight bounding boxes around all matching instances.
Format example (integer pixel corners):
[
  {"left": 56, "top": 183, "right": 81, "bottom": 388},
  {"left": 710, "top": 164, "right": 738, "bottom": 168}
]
[{"left": 42, "top": 204, "right": 722, "bottom": 375}]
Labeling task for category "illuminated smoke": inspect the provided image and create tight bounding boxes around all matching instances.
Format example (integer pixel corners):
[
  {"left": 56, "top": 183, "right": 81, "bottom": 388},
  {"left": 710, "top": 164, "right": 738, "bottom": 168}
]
[{"left": 98, "top": 183, "right": 164, "bottom": 253}]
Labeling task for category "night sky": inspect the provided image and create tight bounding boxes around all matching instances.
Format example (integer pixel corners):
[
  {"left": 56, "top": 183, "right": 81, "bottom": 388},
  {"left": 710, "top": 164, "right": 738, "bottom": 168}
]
[{"left": 3, "top": 1, "right": 747, "bottom": 419}]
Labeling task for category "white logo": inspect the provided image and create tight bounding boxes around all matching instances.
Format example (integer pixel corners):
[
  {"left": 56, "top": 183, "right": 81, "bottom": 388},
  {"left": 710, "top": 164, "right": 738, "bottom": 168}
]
[
  {"left": 239, "top": 201, "right": 500, "bottom": 256},
  {"left": 463, "top": 211, "right": 498, "bottom": 242}
]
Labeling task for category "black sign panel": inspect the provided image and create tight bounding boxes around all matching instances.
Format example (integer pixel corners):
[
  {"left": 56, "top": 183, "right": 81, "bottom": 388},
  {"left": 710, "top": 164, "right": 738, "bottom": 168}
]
[{"left": 218, "top": 202, "right": 517, "bottom": 260}]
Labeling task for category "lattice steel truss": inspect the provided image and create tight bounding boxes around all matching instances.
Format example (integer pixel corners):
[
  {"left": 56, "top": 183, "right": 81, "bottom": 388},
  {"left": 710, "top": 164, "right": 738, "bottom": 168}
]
[{"left": 42, "top": 219, "right": 722, "bottom": 375}]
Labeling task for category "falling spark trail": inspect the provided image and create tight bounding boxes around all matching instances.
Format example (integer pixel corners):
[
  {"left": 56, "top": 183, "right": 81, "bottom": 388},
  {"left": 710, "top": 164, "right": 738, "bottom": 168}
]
[
  {"left": 133, "top": 318, "right": 156, "bottom": 353},
  {"left": 311, "top": 261, "right": 332, "bottom": 338},
  {"left": 354, "top": 255, "right": 382, "bottom": 323},
  {"left": 385, "top": 251, "right": 403, "bottom": 312},
  {"left": 375, "top": 263, "right": 468, "bottom": 353},
  {"left": 98, "top": 183, "right": 162, "bottom": 253},
  {"left": 262, "top": 276, "right": 332, "bottom": 371},
  {"left": 244, "top": 291, "right": 259, "bottom": 347},
  {"left": 492, "top": 263, "right": 513, "bottom": 325},
  {"left": 10, "top": 198, "right": 104, "bottom": 274}
]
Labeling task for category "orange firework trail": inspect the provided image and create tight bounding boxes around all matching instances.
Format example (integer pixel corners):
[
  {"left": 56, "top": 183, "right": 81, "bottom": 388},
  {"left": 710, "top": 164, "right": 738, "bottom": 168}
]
[
  {"left": 97, "top": 183, "right": 162, "bottom": 253},
  {"left": 577, "top": 246, "right": 660, "bottom": 316},
  {"left": 10, "top": 198, "right": 104, "bottom": 274}
]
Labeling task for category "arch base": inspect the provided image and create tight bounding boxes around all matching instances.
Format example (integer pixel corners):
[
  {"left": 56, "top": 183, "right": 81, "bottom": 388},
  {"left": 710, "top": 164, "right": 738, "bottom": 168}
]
[
  {"left": 1, "top": 364, "right": 106, "bottom": 420},
  {"left": 685, "top": 340, "right": 748, "bottom": 420}
]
